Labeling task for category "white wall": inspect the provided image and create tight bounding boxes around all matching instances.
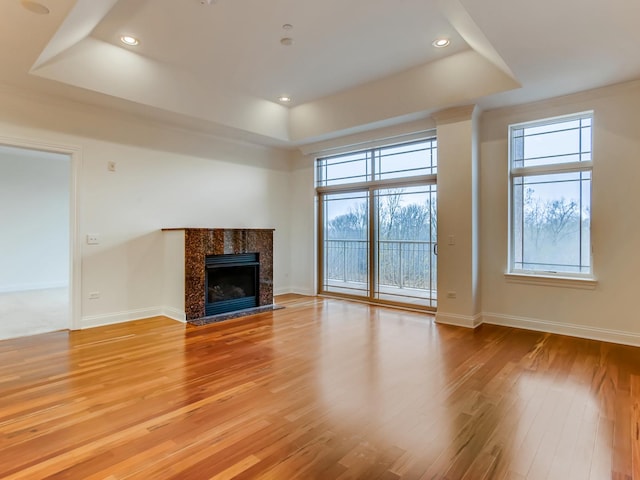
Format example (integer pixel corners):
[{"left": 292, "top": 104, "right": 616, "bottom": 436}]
[
  {"left": 480, "top": 80, "right": 640, "bottom": 345},
  {"left": 0, "top": 87, "right": 293, "bottom": 328},
  {"left": 0, "top": 147, "right": 69, "bottom": 292}
]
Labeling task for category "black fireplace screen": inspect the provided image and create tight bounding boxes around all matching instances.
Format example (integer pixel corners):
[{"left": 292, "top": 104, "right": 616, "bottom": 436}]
[{"left": 205, "top": 253, "right": 259, "bottom": 316}]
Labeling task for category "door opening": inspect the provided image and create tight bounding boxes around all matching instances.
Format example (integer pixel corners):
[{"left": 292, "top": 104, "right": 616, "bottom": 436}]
[{"left": 0, "top": 143, "right": 74, "bottom": 339}]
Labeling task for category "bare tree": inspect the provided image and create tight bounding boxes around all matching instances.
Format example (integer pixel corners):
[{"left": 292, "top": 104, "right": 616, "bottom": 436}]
[
  {"left": 523, "top": 188, "right": 546, "bottom": 249},
  {"left": 379, "top": 189, "right": 403, "bottom": 238},
  {"left": 544, "top": 199, "right": 579, "bottom": 242}
]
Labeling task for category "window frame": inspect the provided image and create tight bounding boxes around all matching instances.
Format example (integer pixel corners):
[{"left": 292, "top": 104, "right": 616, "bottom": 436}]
[
  {"left": 315, "top": 135, "right": 439, "bottom": 310},
  {"left": 507, "top": 111, "right": 595, "bottom": 283}
]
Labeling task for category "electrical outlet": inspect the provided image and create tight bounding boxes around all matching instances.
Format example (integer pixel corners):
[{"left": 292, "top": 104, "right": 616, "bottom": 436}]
[
  {"left": 86, "top": 234, "right": 99, "bottom": 245},
  {"left": 446, "top": 291, "right": 457, "bottom": 299},
  {"left": 89, "top": 292, "right": 100, "bottom": 299}
]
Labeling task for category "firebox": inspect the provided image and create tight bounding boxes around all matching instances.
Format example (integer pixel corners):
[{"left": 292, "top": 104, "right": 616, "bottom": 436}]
[{"left": 205, "top": 253, "right": 259, "bottom": 316}]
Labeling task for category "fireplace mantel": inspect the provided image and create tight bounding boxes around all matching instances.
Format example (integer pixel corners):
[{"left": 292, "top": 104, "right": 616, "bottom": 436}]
[{"left": 162, "top": 228, "right": 274, "bottom": 321}]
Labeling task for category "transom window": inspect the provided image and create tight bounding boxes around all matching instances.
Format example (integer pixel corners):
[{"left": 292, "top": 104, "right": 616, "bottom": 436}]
[
  {"left": 316, "top": 139, "right": 437, "bottom": 187},
  {"left": 509, "top": 112, "right": 593, "bottom": 276}
]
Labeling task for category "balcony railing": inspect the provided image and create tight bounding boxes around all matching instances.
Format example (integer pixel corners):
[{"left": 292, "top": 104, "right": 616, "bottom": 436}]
[{"left": 324, "top": 239, "right": 437, "bottom": 299}]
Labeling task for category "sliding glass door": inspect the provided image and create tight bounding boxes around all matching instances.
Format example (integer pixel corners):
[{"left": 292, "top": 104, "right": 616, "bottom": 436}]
[{"left": 317, "top": 138, "right": 438, "bottom": 310}]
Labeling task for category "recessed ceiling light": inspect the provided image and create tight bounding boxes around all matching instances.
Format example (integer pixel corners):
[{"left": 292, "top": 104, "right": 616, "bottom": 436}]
[
  {"left": 432, "top": 38, "right": 450, "bottom": 48},
  {"left": 278, "top": 96, "right": 291, "bottom": 103},
  {"left": 20, "top": 0, "right": 50, "bottom": 15},
  {"left": 120, "top": 35, "right": 140, "bottom": 46}
]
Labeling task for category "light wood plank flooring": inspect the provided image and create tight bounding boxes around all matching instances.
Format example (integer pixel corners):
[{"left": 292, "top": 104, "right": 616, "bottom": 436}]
[{"left": 0, "top": 294, "right": 638, "bottom": 479}]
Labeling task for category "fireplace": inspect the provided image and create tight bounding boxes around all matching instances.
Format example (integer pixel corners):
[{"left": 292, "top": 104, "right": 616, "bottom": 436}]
[
  {"left": 161, "top": 228, "right": 274, "bottom": 321},
  {"left": 205, "top": 253, "right": 259, "bottom": 316}
]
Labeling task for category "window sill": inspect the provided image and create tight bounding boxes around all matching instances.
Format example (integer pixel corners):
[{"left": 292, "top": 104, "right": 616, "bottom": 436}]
[{"left": 504, "top": 272, "right": 598, "bottom": 290}]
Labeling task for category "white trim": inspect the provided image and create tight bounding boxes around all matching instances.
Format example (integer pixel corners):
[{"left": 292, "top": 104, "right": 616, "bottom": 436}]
[
  {"left": 504, "top": 272, "right": 597, "bottom": 289},
  {"left": 434, "top": 309, "right": 640, "bottom": 347},
  {"left": 509, "top": 110, "right": 593, "bottom": 130},
  {"left": 317, "top": 174, "right": 437, "bottom": 194},
  {"left": 507, "top": 112, "right": 594, "bottom": 282},
  {"left": 435, "top": 311, "right": 482, "bottom": 328},
  {"left": 482, "top": 312, "right": 640, "bottom": 348},
  {"left": 81, "top": 306, "right": 184, "bottom": 329},
  {"left": 274, "top": 286, "right": 291, "bottom": 296},
  {"left": 69, "top": 148, "right": 82, "bottom": 331},
  {"left": 282, "top": 287, "right": 316, "bottom": 296},
  {"left": 0, "top": 282, "right": 68, "bottom": 293},
  {"left": 273, "top": 285, "right": 317, "bottom": 297},
  {"left": 511, "top": 160, "right": 592, "bottom": 177},
  {"left": 161, "top": 306, "right": 186, "bottom": 323}
]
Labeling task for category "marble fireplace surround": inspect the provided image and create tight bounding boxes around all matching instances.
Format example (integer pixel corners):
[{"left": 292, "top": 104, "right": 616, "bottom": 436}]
[{"left": 162, "top": 228, "right": 274, "bottom": 321}]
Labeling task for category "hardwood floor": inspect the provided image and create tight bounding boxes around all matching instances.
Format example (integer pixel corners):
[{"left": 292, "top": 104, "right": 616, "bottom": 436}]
[{"left": 0, "top": 294, "right": 638, "bottom": 479}]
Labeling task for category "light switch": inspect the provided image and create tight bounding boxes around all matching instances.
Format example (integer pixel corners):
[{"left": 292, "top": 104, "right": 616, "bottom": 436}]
[{"left": 448, "top": 235, "right": 456, "bottom": 245}]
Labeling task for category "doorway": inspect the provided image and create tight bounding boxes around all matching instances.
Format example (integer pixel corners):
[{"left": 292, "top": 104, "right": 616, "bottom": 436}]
[{"left": 0, "top": 142, "right": 77, "bottom": 339}]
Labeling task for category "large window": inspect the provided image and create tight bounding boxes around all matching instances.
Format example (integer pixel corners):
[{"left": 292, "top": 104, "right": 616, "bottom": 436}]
[
  {"left": 317, "top": 138, "right": 438, "bottom": 309},
  {"left": 509, "top": 112, "right": 593, "bottom": 276}
]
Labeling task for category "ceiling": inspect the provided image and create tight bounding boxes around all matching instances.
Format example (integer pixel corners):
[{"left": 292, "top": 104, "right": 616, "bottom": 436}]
[{"left": 1, "top": 0, "right": 639, "bottom": 148}]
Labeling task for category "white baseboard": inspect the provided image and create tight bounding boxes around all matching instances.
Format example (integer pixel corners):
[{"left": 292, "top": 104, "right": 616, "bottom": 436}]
[
  {"left": 482, "top": 312, "right": 640, "bottom": 348},
  {"left": 274, "top": 286, "right": 291, "bottom": 296},
  {"left": 274, "top": 287, "right": 316, "bottom": 297},
  {"left": 81, "top": 306, "right": 178, "bottom": 329},
  {"left": 435, "top": 311, "right": 483, "bottom": 328},
  {"left": 284, "top": 287, "right": 316, "bottom": 296},
  {"left": 0, "top": 282, "right": 68, "bottom": 293},
  {"left": 161, "top": 306, "right": 186, "bottom": 323}
]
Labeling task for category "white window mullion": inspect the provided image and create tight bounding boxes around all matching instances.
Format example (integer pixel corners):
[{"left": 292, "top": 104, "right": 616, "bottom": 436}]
[{"left": 511, "top": 160, "right": 592, "bottom": 177}]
